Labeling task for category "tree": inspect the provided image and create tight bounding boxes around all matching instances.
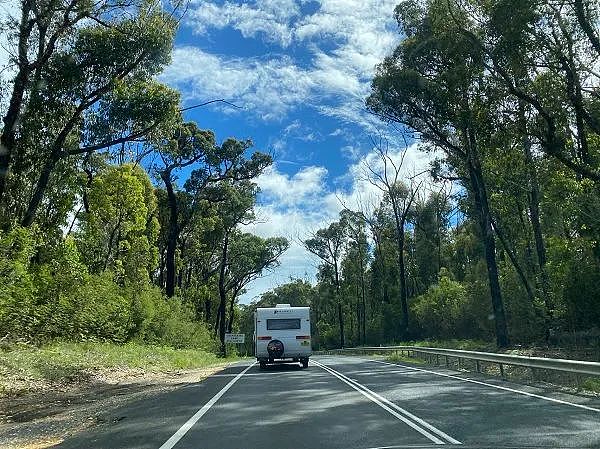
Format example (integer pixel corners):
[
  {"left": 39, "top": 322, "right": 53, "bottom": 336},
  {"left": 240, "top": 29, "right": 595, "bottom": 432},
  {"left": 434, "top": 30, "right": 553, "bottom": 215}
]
[
  {"left": 367, "top": 0, "right": 510, "bottom": 346},
  {"left": 224, "top": 233, "right": 289, "bottom": 333},
  {"left": 412, "top": 188, "right": 452, "bottom": 295},
  {"left": 362, "top": 143, "right": 419, "bottom": 337},
  {"left": 339, "top": 209, "right": 369, "bottom": 345},
  {"left": 76, "top": 163, "right": 159, "bottom": 286},
  {"left": 153, "top": 123, "right": 271, "bottom": 297},
  {"left": 303, "top": 221, "right": 347, "bottom": 348},
  {"left": 1, "top": 0, "right": 180, "bottom": 228}
]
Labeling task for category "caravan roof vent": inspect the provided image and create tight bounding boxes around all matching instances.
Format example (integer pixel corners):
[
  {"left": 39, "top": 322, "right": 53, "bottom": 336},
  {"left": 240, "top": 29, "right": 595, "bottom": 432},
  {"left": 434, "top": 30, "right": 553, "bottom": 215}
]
[{"left": 275, "top": 304, "right": 291, "bottom": 308}]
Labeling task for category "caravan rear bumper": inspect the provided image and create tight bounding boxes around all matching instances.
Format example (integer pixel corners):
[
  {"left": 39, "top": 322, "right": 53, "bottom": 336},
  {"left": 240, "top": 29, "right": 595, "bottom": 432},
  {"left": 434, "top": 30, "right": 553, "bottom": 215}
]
[{"left": 257, "top": 354, "right": 311, "bottom": 363}]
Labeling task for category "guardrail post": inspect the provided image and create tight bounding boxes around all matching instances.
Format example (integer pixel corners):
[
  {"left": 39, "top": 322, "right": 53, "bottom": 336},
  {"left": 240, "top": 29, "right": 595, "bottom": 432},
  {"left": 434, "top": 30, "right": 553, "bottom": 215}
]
[
  {"left": 458, "top": 357, "right": 463, "bottom": 370},
  {"left": 445, "top": 355, "right": 449, "bottom": 368},
  {"left": 499, "top": 363, "right": 505, "bottom": 379},
  {"left": 436, "top": 354, "right": 440, "bottom": 365},
  {"left": 476, "top": 360, "right": 481, "bottom": 373}
]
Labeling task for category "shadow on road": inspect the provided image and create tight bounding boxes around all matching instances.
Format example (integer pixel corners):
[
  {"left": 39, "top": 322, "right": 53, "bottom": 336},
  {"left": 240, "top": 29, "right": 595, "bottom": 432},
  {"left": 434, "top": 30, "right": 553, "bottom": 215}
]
[{"left": 258, "top": 363, "right": 304, "bottom": 372}]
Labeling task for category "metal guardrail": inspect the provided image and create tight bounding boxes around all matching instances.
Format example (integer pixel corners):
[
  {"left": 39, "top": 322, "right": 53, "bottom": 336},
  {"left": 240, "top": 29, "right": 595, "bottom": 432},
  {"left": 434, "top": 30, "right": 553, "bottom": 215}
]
[{"left": 319, "top": 346, "right": 600, "bottom": 377}]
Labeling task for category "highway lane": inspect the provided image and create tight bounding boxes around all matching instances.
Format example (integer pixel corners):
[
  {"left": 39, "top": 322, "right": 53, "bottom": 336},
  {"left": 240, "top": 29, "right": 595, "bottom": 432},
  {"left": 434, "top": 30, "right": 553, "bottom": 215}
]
[{"left": 57, "top": 355, "right": 600, "bottom": 449}]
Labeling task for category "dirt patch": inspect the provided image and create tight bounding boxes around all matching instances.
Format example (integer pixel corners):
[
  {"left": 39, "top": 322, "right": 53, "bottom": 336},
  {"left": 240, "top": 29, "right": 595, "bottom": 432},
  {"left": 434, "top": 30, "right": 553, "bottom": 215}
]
[{"left": 0, "top": 364, "right": 230, "bottom": 449}]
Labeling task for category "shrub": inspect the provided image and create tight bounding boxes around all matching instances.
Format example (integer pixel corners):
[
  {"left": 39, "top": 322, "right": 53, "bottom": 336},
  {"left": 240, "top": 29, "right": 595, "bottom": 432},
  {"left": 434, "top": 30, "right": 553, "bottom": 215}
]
[
  {"left": 411, "top": 272, "right": 492, "bottom": 340},
  {"left": 0, "top": 226, "right": 216, "bottom": 351}
]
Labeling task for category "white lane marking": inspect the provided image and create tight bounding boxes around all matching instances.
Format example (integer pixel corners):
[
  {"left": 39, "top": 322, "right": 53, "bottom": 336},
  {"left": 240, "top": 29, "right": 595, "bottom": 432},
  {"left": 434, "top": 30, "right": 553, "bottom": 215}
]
[
  {"left": 363, "top": 358, "right": 600, "bottom": 413},
  {"left": 316, "top": 361, "right": 462, "bottom": 445},
  {"left": 314, "top": 361, "right": 452, "bottom": 445},
  {"left": 158, "top": 363, "right": 255, "bottom": 449}
]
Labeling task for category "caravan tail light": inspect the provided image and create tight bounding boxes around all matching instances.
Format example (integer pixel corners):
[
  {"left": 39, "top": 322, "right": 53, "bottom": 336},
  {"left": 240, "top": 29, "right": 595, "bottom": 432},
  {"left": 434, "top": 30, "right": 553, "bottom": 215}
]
[
  {"left": 296, "top": 336, "right": 311, "bottom": 339},
  {"left": 257, "top": 336, "right": 271, "bottom": 340}
]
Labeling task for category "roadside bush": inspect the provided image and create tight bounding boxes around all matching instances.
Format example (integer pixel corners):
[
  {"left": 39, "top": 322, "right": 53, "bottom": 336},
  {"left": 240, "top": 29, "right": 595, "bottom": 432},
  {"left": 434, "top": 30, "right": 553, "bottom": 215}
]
[
  {"left": 0, "top": 227, "right": 38, "bottom": 341},
  {"left": 0, "top": 226, "right": 216, "bottom": 351},
  {"left": 412, "top": 274, "right": 466, "bottom": 338},
  {"left": 411, "top": 272, "right": 491, "bottom": 340},
  {"left": 135, "top": 290, "right": 216, "bottom": 350},
  {"left": 69, "top": 273, "right": 131, "bottom": 343}
]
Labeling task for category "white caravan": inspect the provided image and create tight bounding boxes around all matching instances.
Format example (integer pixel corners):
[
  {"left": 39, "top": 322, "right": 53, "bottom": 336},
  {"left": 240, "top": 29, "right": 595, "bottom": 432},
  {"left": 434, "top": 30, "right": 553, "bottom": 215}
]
[{"left": 254, "top": 304, "right": 311, "bottom": 369}]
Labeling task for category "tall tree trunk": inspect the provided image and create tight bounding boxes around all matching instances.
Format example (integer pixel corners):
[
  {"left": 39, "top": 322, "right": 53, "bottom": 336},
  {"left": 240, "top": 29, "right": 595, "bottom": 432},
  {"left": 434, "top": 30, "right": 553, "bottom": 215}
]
[
  {"left": 466, "top": 129, "right": 510, "bottom": 348},
  {"left": 334, "top": 258, "right": 344, "bottom": 348},
  {"left": 390, "top": 193, "right": 416, "bottom": 337},
  {"left": 359, "top": 253, "right": 366, "bottom": 345},
  {"left": 520, "top": 104, "right": 553, "bottom": 340},
  {"left": 391, "top": 197, "right": 410, "bottom": 337},
  {"left": 396, "top": 226, "right": 408, "bottom": 335},
  {"left": 0, "top": 4, "right": 33, "bottom": 206},
  {"left": 227, "top": 290, "right": 237, "bottom": 333},
  {"left": 217, "top": 234, "right": 229, "bottom": 356},
  {"left": 21, "top": 154, "right": 58, "bottom": 226},
  {"left": 161, "top": 170, "right": 179, "bottom": 298},
  {"left": 491, "top": 218, "right": 536, "bottom": 305}
]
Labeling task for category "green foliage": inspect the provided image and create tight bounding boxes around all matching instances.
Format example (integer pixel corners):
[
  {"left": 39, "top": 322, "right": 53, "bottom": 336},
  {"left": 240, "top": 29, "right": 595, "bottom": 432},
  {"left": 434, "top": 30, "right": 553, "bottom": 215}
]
[
  {"left": 0, "top": 226, "right": 215, "bottom": 350},
  {"left": 411, "top": 273, "right": 473, "bottom": 339},
  {"left": 77, "top": 163, "right": 159, "bottom": 286}
]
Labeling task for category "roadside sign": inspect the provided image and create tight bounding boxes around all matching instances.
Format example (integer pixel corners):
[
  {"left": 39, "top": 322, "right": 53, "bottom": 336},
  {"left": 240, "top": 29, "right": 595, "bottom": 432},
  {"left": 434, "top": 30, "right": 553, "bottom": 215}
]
[{"left": 225, "top": 333, "right": 245, "bottom": 344}]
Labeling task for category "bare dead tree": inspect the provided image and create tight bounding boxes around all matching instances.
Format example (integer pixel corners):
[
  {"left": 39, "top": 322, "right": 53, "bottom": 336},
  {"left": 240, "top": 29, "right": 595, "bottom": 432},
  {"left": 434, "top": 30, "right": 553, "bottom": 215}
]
[{"left": 361, "top": 137, "right": 421, "bottom": 337}]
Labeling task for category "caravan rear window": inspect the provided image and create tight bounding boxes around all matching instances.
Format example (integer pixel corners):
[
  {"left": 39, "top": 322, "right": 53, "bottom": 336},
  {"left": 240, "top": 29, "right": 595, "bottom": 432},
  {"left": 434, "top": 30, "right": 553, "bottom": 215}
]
[{"left": 267, "top": 318, "right": 301, "bottom": 330}]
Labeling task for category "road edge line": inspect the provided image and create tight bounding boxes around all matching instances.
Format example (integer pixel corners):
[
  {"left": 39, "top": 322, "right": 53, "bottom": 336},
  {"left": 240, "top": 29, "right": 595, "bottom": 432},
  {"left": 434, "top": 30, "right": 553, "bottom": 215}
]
[
  {"left": 158, "top": 362, "right": 255, "bottom": 449},
  {"left": 365, "top": 358, "right": 600, "bottom": 413}
]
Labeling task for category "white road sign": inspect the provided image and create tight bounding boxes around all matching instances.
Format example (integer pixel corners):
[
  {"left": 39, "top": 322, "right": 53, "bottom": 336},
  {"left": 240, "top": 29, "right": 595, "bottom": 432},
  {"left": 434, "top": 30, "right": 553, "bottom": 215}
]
[{"left": 225, "top": 333, "right": 245, "bottom": 344}]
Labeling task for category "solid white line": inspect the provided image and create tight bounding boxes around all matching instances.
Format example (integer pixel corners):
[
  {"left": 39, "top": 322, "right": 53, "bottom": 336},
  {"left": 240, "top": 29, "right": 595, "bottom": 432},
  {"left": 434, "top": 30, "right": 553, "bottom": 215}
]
[
  {"left": 313, "top": 360, "right": 449, "bottom": 445},
  {"left": 317, "top": 361, "right": 461, "bottom": 445},
  {"left": 158, "top": 363, "right": 255, "bottom": 449},
  {"left": 365, "top": 358, "right": 600, "bottom": 413}
]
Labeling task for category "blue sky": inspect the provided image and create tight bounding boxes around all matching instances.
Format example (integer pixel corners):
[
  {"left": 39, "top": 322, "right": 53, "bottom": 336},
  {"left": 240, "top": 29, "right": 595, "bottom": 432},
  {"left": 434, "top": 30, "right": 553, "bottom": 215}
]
[{"left": 158, "top": 0, "right": 436, "bottom": 302}]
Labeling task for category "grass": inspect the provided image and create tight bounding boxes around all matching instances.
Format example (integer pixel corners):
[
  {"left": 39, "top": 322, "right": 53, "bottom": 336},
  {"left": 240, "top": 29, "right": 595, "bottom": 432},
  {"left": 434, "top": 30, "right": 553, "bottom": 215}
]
[
  {"left": 394, "top": 339, "right": 496, "bottom": 351},
  {"left": 581, "top": 378, "right": 600, "bottom": 394},
  {"left": 0, "top": 341, "right": 238, "bottom": 396},
  {"left": 385, "top": 352, "right": 426, "bottom": 365}
]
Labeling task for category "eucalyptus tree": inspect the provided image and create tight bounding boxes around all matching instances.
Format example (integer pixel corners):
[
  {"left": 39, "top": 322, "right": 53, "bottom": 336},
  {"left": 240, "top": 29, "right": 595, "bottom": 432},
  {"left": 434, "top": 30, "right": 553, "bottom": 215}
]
[
  {"left": 76, "top": 163, "right": 159, "bottom": 287},
  {"left": 303, "top": 221, "right": 347, "bottom": 348},
  {"left": 224, "top": 233, "right": 289, "bottom": 333},
  {"left": 339, "top": 209, "right": 369, "bottom": 344},
  {"left": 211, "top": 180, "right": 288, "bottom": 355},
  {"left": 1, "top": 0, "right": 181, "bottom": 229},
  {"left": 367, "top": 0, "right": 510, "bottom": 346},
  {"left": 362, "top": 144, "right": 419, "bottom": 337},
  {"left": 153, "top": 123, "right": 271, "bottom": 297}
]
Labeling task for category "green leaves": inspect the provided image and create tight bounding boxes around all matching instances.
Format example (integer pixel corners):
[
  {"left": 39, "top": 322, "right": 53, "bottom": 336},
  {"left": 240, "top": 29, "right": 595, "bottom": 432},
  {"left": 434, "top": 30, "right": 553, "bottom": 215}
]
[{"left": 77, "top": 164, "right": 158, "bottom": 286}]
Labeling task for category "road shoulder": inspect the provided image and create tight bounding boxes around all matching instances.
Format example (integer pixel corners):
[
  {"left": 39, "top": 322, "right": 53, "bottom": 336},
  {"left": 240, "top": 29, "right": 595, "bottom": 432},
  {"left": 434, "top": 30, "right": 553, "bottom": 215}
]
[{"left": 0, "top": 364, "right": 230, "bottom": 449}]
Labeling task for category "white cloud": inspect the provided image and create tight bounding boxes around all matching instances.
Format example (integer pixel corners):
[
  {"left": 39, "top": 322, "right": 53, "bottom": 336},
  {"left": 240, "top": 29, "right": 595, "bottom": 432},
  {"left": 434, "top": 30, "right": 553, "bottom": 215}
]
[
  {"left": 238, "top": 142, "right": 439, "bottom": 303},
  {"left": 256, "top": 164, "right": 328, "bottom": 208},
  {"left": 161, "top": 47, "right": 315, "bottom": 120},
  {"left": 187, "top": 0, "right": 301, "bottom": 47},
  {"left": 165, "top": 0, "right": 401, "bottom": 128},
  {"left": 341, "top": 145, "right": 361, "bottom": 160}
]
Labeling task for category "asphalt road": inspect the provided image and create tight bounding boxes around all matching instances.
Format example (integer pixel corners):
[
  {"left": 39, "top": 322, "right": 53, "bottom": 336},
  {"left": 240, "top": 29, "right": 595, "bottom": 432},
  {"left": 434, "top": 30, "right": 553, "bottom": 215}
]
[{"left": 57, "top": 355, "right": 600, "bottom": 448}]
